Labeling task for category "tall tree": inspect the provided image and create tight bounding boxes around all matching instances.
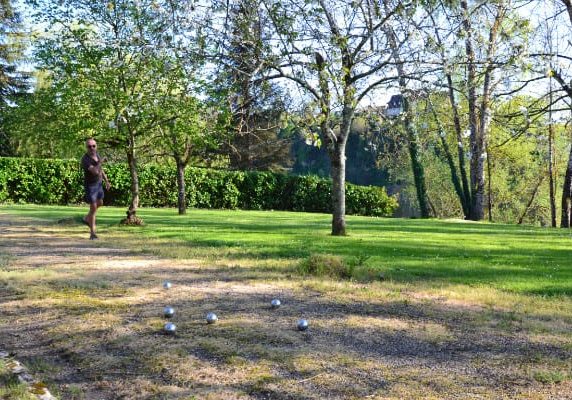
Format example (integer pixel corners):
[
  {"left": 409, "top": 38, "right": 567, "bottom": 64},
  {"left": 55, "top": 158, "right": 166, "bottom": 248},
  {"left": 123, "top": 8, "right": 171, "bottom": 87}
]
[
  {"left": 425, "top": 4, "right": 471, "bottom": 218},
  {"left": 384, "top": 5, "right": 431, "bottom": 218},
  {"left": 530, "top": 0, "right": 572, "bottom": 227},
  {"left": 0, "top": 0, "right": 28, "bottom": 155},
  {"left": 427, "top": 0, "right": 530, "bottom": 220},
  {"left": 549, "top": 0, "right": 572, "bottom": 227},
  {"left": 217, "top": 0, "right": 292, "bottom": 171},
  {"left": 225, "top": 0, "right": 412, "bottom": 235},
  {"left": 144, "top": 0, "right": 224, "bottom": 215}
]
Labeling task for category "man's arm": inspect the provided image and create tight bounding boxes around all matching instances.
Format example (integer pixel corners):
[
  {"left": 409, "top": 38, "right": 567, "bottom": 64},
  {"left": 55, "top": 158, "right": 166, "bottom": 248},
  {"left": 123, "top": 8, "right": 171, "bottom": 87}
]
[
  {"left": 102, "top": 168, "right": 111, "bottom": 190},
  {"left": 87, "top": 163, "right": 101, "bottom": 176},
  {"left": 98, "top": 157, "right": 110, "bottom": 190}
]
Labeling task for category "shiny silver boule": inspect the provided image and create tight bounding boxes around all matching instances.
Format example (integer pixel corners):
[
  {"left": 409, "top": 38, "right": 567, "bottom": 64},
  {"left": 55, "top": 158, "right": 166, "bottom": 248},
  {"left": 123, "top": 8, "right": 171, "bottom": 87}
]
[
  {"left": 271, "top": 299, "right": 281, "bottom": 309},
  {"left": 163, "top": 281, "right": 172, "bottom": 289},
  {"left": 297, "top": 319, "right": 309, "bottom": 331},
  {"left": 206, "top": 312, "right": 218, "bottom": 324},
  {"left": 163, "top": 306, "right": 175, "bottom": 318},
  {"left": 164, "top": 322, "right": 176, "bottom": 334}
]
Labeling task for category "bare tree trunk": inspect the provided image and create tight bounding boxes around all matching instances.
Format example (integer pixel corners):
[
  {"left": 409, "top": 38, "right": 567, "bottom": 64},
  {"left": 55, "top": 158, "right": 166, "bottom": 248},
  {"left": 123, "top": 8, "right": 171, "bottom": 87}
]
[
  {"left": 176, "top": 158, "right": 186, "bottom": 215},
  {"left": 487, "top": 145, "right": 493, "bottom": 222},
  {"left": 315, "top": 43, "right": 353, "bottom": 236},
  {"left": 471, "top": 146, "right": 487, "bottom": 220},
  {"left": 549, "top": 122, "right": 557, "bottom": 227},
  {"left": 123, "top": 134, "right": 142, "bottom": 225},
  {"left": 460, "top": 0, "right": 482, "bottom": 221},
  {"left": 561, "top": 145, "right": 572, "bottom": 228},
  {"left": 330, "top": 142, "right": 346, "bottom": 236},
  {"left": 463, "top": 0, "right": 505, "bottom": 221},
  {"left": 548, "top": 79, "right": 557, "bottom": 227},
  {"left": 552, "top": 0, "right": 572, "bottom": 227}
]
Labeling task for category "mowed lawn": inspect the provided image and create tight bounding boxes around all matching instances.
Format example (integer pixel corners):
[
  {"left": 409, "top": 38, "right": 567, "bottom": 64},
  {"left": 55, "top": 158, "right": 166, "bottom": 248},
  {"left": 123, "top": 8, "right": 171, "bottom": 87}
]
[{"left": 0, "top": 204, "right": 571, "bottom": 399}]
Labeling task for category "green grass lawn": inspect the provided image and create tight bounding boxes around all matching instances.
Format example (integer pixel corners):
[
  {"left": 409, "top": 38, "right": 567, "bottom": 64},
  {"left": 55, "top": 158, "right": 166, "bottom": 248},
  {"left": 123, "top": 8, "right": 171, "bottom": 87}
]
[
  {"left": 1, "top": 204, "right": 571, "bottom": 399},
  {"left": 8, "top": 204, "right": 571, "bottom": 296}
]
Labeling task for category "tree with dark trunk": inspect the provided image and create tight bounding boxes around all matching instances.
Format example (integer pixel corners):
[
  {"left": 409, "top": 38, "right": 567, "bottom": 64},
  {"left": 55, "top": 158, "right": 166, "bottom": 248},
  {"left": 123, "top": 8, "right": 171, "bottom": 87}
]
[
  {"left": 0, "top": 0, "right": 29, "bottom": 156},
  {"left": 562, "top": 145, "right": 572, "bottom": 227},
  {"left": 426, "top": 0, "right": 529, "bottom": 221},
  {"left": 426, "top": 7, "right": 471, "bottom": 218},
  {"left": 384, "top": 14, "right": 430, "bottom": 218},
  {"left": 549, "top": 0, "right": 572, "bottom": 227}
]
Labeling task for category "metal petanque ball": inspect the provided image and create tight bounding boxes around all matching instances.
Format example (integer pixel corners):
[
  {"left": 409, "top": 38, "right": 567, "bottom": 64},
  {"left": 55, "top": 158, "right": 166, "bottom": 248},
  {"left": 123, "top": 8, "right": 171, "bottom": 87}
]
[
  {"left": 206, "top": 312, "right": 218, "bottom": 324},
  {"left": 297, "top": 319, "right": 309, "bottom": 331},
  {"left": 163, "top": 306, "right": 175, "bottom": 318},
  {"left": 163, "top": 281, "right": 172, "bottom": 289},
  {"left": 271, "top": 299, "right": 281, "bottom": 309},
  {"left": 164, "top": 322, "right": 176, "bottom": 335}
]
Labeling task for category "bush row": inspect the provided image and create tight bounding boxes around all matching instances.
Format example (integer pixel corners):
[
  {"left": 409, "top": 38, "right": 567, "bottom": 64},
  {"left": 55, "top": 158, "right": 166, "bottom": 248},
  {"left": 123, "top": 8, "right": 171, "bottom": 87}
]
[{"left": 0, "top": 157, "right": 398, "bottom": 217}]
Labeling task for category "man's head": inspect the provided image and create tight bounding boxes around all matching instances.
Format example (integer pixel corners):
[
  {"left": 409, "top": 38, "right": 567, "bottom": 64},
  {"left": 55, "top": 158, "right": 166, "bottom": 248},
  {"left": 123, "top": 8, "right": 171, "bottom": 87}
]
[{"left": 86, "top": 138, "right": 97, "bottom": 155}]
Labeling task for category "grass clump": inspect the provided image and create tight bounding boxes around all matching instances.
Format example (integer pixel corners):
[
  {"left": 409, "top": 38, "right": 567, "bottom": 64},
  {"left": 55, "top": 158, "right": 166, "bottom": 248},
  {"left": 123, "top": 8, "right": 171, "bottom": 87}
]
[
  {"left": 298, "top": 253, "right": 378, "bottom": 281},
  {"left": 298, "top": 254, "right": 353, "bottom": 279},
  {"left": 532, "top": 369, "right": 567, "bottom": 384}
]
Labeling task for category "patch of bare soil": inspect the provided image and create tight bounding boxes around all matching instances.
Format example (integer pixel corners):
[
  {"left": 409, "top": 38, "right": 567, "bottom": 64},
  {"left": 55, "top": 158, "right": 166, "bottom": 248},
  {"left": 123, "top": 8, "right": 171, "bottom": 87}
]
[{"left": 0, "top": 213, "right": 570, "bottom": 399}]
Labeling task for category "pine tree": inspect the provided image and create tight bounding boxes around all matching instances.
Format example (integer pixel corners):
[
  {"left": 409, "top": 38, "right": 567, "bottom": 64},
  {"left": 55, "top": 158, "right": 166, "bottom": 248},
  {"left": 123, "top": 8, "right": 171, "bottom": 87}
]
[
  {"left": 221, "top": 1, "right": 292, "bottom": 171},
  {"left": 0, "top": 0, "right": 29, "bottom": 155}
]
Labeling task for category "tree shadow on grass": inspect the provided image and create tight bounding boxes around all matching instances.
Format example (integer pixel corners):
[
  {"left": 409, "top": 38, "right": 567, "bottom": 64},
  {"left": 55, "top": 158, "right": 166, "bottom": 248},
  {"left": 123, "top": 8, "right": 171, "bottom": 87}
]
[
  {"left": 1, "top": 209, "right": 571, "bottom": 398},
  {"left": 3, "top": 282, "right": 570, "bottom": 399},
  {"left": 125, "top": 231, "right": 572, "bottom": 297}
]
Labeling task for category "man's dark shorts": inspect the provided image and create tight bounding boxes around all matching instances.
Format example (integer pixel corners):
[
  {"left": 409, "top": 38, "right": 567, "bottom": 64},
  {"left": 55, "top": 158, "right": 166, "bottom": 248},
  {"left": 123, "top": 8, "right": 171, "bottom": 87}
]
[{"left": 84, "top": 181, "right": 104, "bottom": 204}]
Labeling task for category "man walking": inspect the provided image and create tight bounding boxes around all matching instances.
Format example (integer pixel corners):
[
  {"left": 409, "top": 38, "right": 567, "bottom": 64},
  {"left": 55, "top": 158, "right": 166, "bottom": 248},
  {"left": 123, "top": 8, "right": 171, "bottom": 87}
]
[{"left": 81, "top": 138, "right": 110, "bottom": 240}]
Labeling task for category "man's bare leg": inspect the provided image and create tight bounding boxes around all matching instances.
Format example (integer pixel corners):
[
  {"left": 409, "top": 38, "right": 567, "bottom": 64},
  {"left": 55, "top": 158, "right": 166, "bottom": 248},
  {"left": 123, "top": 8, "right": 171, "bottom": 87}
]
[
  {"left": 84, "top": 200, "right": 102, "bottom": 238},
  {"left": 84, "top": 203, "right": 97, "bottom": 234}
]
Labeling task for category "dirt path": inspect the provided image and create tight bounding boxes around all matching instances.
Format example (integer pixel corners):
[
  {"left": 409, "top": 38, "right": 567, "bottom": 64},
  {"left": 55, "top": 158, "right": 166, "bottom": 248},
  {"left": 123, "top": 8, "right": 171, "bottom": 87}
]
[{"left": 0, "top": 213, "right": 571, "bottom": 399}]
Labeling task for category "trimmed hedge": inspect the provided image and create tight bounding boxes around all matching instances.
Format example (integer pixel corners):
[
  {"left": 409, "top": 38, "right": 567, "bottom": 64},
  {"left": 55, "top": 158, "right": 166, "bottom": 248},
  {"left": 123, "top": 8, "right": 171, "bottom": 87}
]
[{"left": 0, "top": 157, "right": 397, "bottom": 217}]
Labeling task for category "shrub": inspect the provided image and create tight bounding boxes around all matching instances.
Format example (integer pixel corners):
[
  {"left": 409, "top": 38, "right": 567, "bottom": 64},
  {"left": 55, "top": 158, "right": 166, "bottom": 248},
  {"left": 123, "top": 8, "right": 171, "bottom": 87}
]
[
  {"left": 0, "top": 157, "right": 398, "bottom": 216},
  {"left": 0, "top": 158, "right": 83, "bottom": 204}
]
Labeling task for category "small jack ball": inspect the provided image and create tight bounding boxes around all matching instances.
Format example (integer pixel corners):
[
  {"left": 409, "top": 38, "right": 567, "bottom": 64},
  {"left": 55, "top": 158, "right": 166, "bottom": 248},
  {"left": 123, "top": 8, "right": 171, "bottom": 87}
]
[
  {"left": 297, "top": 319, "right": 309, "bottom": 331},
  {"left": 163, "top": 306, "right": 175, "bottom": 318},
  {"left": 271, "top": 299, "right": 281, "bottom": 309},
  {"left": 163, "top": 281, "right": 172, "bottom": 289},
  {"left": 206, "top": 312, "right": 218, "bottom": 324},
  {"left": 164, "top": 322, "right": 176, "bottom": 334}
]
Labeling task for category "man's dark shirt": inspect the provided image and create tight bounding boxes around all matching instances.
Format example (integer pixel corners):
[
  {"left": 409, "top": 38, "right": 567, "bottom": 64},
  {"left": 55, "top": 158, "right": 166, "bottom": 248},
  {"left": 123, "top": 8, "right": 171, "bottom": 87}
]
[{"left": 81, "top": 153, "right": 102, "bottom": 185}]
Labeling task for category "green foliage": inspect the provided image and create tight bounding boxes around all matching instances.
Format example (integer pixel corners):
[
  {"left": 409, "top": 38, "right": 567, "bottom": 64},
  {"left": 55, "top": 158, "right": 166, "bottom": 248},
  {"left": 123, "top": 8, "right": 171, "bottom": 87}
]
[
  {"left": 291, "top": 175, "right": 331, "bottom": 212},
  {"left": 0, "top": 157, "right": 83, "bottom": 204},
  {"left": 0, "top": 157, "right": 397, "bottom": 216},
  {"left": 346, "top": 183, "right": 398, "bottom": 217}
]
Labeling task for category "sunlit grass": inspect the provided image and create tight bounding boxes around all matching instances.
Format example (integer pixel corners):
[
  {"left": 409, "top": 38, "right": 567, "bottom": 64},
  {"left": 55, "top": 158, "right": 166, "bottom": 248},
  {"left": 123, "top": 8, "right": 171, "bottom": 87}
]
[
  {"left": 0, "top": 359, "right": 36, "bottom": 400},
  {"left": 5, "top": 204, "right": 571, "bottom": 295},
  {"left": 1, "top": 204, "right": 571, "bottom": 398}
]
